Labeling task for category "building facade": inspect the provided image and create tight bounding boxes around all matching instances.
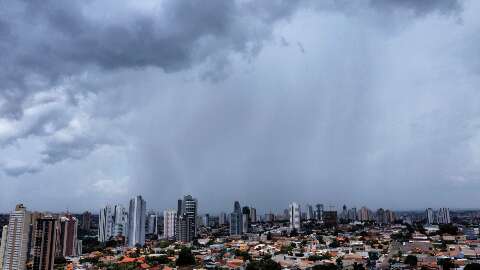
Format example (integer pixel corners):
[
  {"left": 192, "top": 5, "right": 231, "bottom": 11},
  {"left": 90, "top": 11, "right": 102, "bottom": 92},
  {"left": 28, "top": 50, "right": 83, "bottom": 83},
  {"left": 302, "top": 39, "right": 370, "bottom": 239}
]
[
  {"left": 3, "top": 204, "right": 31, "bottom": 270},
  {"left": 127, "top": 196, "right": 146, "bottom": 247}
]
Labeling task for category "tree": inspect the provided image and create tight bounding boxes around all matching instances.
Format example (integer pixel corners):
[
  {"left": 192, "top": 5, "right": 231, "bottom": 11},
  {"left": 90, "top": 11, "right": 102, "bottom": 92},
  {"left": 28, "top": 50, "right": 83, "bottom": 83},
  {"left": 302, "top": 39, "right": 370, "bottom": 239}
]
[
  {"left": 438, "top": 258, "right": 455, "bottom": 270},
  {"left": 176, "top": 247, "right": 196, "bottom": 266},
  {"left": 404, "top": 255, "right": 418, "bottom": 267},
  {"left": 246, "top": 258, "right": 281, "bottom": 270}
]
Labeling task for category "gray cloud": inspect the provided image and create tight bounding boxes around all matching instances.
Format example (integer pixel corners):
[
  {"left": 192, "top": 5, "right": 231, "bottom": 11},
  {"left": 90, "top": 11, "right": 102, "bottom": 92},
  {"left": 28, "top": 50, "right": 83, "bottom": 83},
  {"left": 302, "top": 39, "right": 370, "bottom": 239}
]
[{"left": 0, "top": 0, "right": 478, "bottom": 213}]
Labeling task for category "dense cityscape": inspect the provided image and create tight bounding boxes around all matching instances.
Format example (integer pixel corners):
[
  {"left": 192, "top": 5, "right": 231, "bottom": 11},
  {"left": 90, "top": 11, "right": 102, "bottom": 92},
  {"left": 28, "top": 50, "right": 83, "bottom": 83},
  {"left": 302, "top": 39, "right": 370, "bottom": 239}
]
[{"left": 1, "top": 196, "right": 480, "bottom": 270}]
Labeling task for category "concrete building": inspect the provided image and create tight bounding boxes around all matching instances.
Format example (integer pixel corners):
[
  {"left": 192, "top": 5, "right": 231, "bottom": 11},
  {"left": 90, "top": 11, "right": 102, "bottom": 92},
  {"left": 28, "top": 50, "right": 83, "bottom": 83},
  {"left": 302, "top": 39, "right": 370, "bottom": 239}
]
[
  {"left": 0, "top": 225, "right": 8, "bottom": 269},
  {"left": 146, "top": 211, "right": 158, "bottom": 235},
  {"left": 426, "top": 208, "right": 435, "bottom": 224},
  {"left": 437, "top": 208, "right": 451, "bottom": 224},
  {"left": 80, "top": 212, "right": 92, "bottom": 231},
  {"left": 306, "top": 205, "right": 314, "bottom": 220},
  {"left": 98, "top": 205, "right": 114, "bottom": 242},
  {"left": 315, "top": 204, "right": 324, "bottom": 222},
  {"left": 32, "top": 217, "right": 57, "bottom": 270},
  {"left": 175, "top": 195, "right": 197, "bottom": 242},
  {"left": 57, "top": 215, "right": 78, "bottom": 257},
  {"left": 113, "top": 205, "right": 128, "bottom": 237},
  {"left": 127, "top": 195, "right": 146, "bottom": 247},
  {"left": 230, "top": 201, "right": 243, "bottom": 236},
  {"left": 249, "top": 207, "right": 257, "bottom": 223},
  {"left": 3, "top": 204, "right": 31, "bottom": 270},
  {"left": 163, "top": 209, "right": 176, "bottom": 239},
  {"left": 289, "top": 202, "right": 301, "bottom": 230}
]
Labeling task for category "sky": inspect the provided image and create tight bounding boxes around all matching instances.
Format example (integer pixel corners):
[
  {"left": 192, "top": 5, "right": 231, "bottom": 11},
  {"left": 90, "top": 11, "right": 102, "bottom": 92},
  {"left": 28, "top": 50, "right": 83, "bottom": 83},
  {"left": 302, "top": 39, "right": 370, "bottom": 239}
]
[{"left": 1, "top": 0, "right": 480, "bottom": 214}]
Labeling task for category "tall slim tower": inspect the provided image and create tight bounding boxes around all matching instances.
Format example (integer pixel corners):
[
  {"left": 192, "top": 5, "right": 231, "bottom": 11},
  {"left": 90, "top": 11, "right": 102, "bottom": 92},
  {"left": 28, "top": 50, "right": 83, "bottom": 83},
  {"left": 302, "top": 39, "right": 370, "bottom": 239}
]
[
  {"left": 229, "top": 201, "right": 243, "bottom": 236},
  {"left": 0, "top": 225, "right": 8, "bottom": 269},
  {"left": 289, "top": 202, "right": 301, "bottom": 230},
  {"left": 98, "top": 205, "right": 114, "bottom": 242},
  {"left": 3, "top": 204, "right": 31, "bottom": 270},
  {"left": 163, "top": 209, "right": 176, "bottom": 239},
  {"left": 32, "top": 217, "right": 57, "bottom": 270},
  {"left": 127, "top": 195, "right": 146, "bottom": 247}
]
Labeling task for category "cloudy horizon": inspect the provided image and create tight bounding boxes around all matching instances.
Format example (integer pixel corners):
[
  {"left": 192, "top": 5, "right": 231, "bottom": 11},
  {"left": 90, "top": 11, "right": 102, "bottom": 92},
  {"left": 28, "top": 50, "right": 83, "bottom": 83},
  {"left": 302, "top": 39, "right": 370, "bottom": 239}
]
[{"left": 1, "top": 0, "right": 480, "bottom": 214}]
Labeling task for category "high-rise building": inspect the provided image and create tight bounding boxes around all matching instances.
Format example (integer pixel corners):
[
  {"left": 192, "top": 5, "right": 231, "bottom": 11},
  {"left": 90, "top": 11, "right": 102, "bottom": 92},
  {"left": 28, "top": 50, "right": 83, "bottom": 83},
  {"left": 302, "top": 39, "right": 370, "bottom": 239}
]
[
  {"left": 98, "top": 205, "right": 114, "bottom": 242},
  {"left": 249, "top": 207, "right": 257, "bottom": 223},
  {"left": 437, "top": 208, "right": 451, "bottom": 224},
  {"left": 348, "top": 207, "right": 357, "bottom": 221},
  {"left": 57, "top": 215, "right": 78, "bottom": 257},
  {"left": 341, "top": 205, "right": 348, "bottom": 221},
  {"left": 146, "top": 211, "right": 158, "bottom": 235},
  {"left": 163, "top": 209, "right": 176, "bottom": 239},
  {"left": 0, "top": 225, "right": 8, "bottom": 269},
  {"left": 127, "top": 195, "right": 146, "bottom": 247},
  {"left": 289, "top": 202, "right": 301, "bottom": 230},
  {"left": 218, "top": 212, "right": 227, "bottom": 226},
  {"left": 425, "top": 208, "right": 435, "bottom": 224},
  {"left": 323, "top": 210, "right": 337, "bottom": 227},
  {"left": 175, "top": 195, "right": 197, "bottom": 242},
  {"left": 242, "top": 207, "right": 250, "bottom": 233},
  {"left": 32, "top": 217, "right": 57, "bottom": 270},
  {"left": 315, "top": 204, "right": 324, "bottom": 222},
  {"left": 113, "top": 205, "right": 128, "bottom": 237},
  {"left": 230, "top": 201, "right": 243, "bottom": 236},
  {"left": 80, "top": 212, "right": 92, "bottom": 231},
  {"left": 306, "top": 205, "right": 314, "bottom": 220},
  {"left": 376, "top": 208, "right": 386, "bottom": 224},
  {"left": 358, "top": 207, "right": 370, "bottom": 221},
  {"left": 3, "top": 204, "right": 31, "bottom": 270}
]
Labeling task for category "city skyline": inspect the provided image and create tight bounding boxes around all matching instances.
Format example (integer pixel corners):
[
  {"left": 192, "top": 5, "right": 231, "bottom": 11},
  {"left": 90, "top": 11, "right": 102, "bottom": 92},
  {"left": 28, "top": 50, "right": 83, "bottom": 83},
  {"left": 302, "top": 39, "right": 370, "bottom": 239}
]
[{"left": 3, "top": 0, "right": 480, "bottom": 212}]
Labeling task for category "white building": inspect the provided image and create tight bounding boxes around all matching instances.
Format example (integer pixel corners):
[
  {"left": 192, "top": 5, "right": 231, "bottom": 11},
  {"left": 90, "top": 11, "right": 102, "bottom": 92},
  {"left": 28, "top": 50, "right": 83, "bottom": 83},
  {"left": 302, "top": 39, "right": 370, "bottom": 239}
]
[
  {"left": 98, "top": 205, "right": 114, "bottom": 242},
  {"left": 0, "top": 225, "right": 8, "bottom": 269},
  {"left": 289, "top": 202, "right": 301, "bottom": 230},
  {"left": 437, "top": 208, "right": 451, "bottom": 224},
  {"left": 127, "top": 195, "right": 146, "bottom": 247},
  {"left": 113, "top": 205, "right": 128, "bottom": 237},
  {"left": 426, "top": 208, "right": 435, "bottom": 224},
  {"left": 3, "top": 204, "right": 31, "bottom": 270},
  {"left": 163, "top": 209, "right": 177, "bottom": 239}
]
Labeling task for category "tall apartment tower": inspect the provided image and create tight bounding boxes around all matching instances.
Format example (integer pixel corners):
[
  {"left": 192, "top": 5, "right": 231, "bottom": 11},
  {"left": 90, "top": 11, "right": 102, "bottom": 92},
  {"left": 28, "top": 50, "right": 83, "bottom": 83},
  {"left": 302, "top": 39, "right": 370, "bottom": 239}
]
[
  {"left": 0, "top": 225, "right": 8, "bottom": 269},
  {"left": 242, "top": 207, "right": 251, "bottom": 233},
  {"left": 163, "top": 209, "right": 176, "bottom": 239},
  {"left": 113, "top": 205, "right": 128, "bottom": 238},
  {"left": 146, "top": 211, "right": 158, "bottom": 235},
  {"left": 98, "top": 205, "right": 114, "bottom": 242},
  {"left": 315, "top": 204, "right": 324, "bottom": 222},
  {"left": 56, "top": 215, "right": 77, "bottom": 257},
  {"left": 289, "top": 202, "right": 301, "bottom": 230},
  {"left": 249, "top": 207, "right": 257, "bottom": 223},
  {"left": 229, "top": 201, "right": 243, "bottom": 236},
  {"left": 127, "top": 195, "right": 146, "bottom": 247},
  {"left": 425, "top": 208, "right": 435, "bottom": 224},
  {"left": 437, "top": 208, "right": 451, "bottom": 224},
  {"left": 3, "top": 204, "right": 31, "bottom": 270},
  {"left": 80, "top": 212, "right": 92, "bottom": 231},
  {"left": 175, "top": 195, "right": 197, "bottom": 242},
  {"left": 32, "top": 217, "right": 57, "bottom": 270}
]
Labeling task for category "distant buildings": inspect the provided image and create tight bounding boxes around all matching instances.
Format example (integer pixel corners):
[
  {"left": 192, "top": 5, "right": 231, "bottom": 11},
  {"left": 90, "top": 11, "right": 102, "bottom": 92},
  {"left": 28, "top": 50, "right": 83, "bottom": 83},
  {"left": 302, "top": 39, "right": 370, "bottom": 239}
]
[
  {"left": 163, "top": 209, "right": 176, "bottom": 239},
  {"left": 127, "top": 195, "right": 146, "bottom": 247},
  {"left": 176, "top": 195, "right": 197, "bottom": 242},
  {"left": 57, "top": 215, "right": 78, "bottom": 257},
  {"left": 250, "top": 207, "right": 257, "bottom": 223},
  {"left": 289, "top": 202, "right": 301, "bottom": 230},
  {"left": 242, "top": 207, "right": 251, "bottom": 233},
  {"left": 32, "top": 217, "right": 57, "bottom": 270},
  {"left": 230, "top": 201, "right": 243, "bottom": 236},
  {"left": 3, "top": 204, "right": 31, "bottom": 270}
]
